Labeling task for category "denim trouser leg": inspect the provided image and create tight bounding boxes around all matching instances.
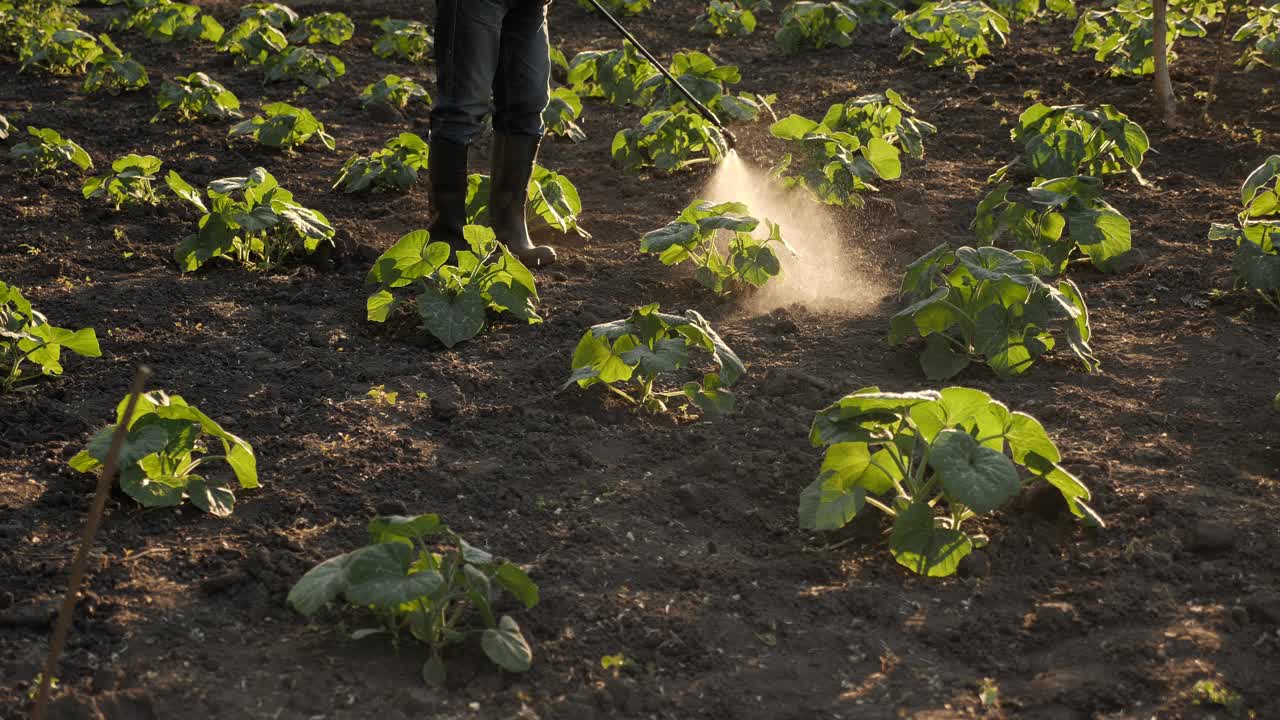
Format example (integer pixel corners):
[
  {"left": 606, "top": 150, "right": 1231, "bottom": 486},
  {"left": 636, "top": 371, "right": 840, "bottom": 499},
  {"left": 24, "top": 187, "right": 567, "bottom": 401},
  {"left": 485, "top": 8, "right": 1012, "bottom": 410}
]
[
  {"left": 493, "top": 2, "right": 550, "bottom": 137},
  {"left": 431, "top": 0, "right": 550, "bottom": 146}
]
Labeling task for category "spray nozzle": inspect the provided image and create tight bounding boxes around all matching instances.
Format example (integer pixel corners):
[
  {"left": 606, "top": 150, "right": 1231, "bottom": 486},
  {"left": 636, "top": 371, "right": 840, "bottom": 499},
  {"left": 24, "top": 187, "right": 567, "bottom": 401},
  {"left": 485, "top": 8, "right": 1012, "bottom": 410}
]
[{"left": 723, "top": 128, "right": 738, "bottom": 151}]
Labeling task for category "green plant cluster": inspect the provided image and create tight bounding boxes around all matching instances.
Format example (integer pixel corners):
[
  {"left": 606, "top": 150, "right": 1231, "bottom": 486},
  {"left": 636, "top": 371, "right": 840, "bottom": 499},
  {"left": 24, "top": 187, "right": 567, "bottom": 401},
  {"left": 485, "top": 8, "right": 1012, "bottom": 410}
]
[
  {"left": 640, "top": 200, "right": 791, "bottom": 293},
  {"left": 365, "top": 227, "right": 541, "bottom": 348},
  {"left": 893, "top": 0, "right": 1011, "bottom": 77},
  {"left": 1209, "top": 156, "right": 1280, "bottom": 310},
  {"left": 333, "top": 133, "right": 429, "bottom": 193},
  {"left": 167, "top": 167, "right": 335, "bottom": 272},
  {"left": 612, "top": 111, "right": 729, "bottom": 174},
  {"left": 768, "top": 110, "right": 903, "bottom": 207},
  {"left": 70, "top": 391, "right": 258, "bottom": 516},
  {"left": 802, "top": 386, "right": 1100, "bottom": 576},
  {"left": 288, "top": 514, "right": 539, "bottom": 688},
  {"left": 890, "top": 245, "right": 1097, "bottom": 379},
  {"left": 565, "top": 304, "right": 744, "bottom": 417},
  {"left": 1, "top": 281, "right": 101, "bottom": 393}
]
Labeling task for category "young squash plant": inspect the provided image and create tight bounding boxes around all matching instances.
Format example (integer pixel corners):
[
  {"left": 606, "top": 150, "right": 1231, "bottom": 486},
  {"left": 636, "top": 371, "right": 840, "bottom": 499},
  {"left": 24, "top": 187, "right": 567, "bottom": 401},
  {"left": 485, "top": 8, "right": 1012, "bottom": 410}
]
[
  {"left": 802, "top": 386, "right": 1101, "bottom": 576},
  {"left": 974, "top": 175, "right": 1132, "bottom": 274},
  {"left": 991, "top": 103, "right": 1149, "bottom": 183},
  {"left": 83, "top": 34, "right": 148, "bottom": 94},
  {"left": 567, "top": 42, "right": 658, "bottom": 107},
  {"left": 360, "top": 75, "right": 431, "bottom": 112},
  {"left": 1208, "top": 155, "right": 1280, "bottom": 310},
  {"left": 643, "top": 51, "right": 775, "bottom": 124},
  {"left": 365, "top": 227, "right": 541, "bottom": 348},
  {"left": 564, "top": 304, "right": 745, "bottom": 417},
  {"left": 768, "top": 112, "right": 902, "bottom": 207},
  {"left": 1, "top": 0, "right": 87, "bottom": 55},
  {"left": 890, "top": 244, "right": 1098, "bottom": 379},
  {"left": 612, "top": 111, "right": 729, "bottom": 175},
  {"left": 1232, "top": 2, "right": 1280, "bottom": 71},
  {"left": 19, "top": 27, "right": 102, "bottom": 76},
  {"left": 288, "top": 514, "right": 539, "bottom": 688},
  {"left": 333, "top": 133, "right": 429, "bottom": 193},
  {"left": 1071, "top": 0, "right": 1207, "bottom": 76},
  {"left": 9, "top": 127, "right": 93, "bottom": 175},
  {"left": 776, "top": 1, "right": 860, "bottom": 52},
  {"left": 820, "top": 89, "right": 937, "bottom": 160},
  {"left": 264, "top": 46, "right": 346, "bottom": 89},
  {"left": 289, "top": 11, "right": 354, "bottom": 46},
  {"left": 167, "top": 167, "right": 335, "bottom": 272},
  {"left": 372, "top": 18, "right": 433, "bottom": 63},
  {"left": 693, "top": 0, "right": 765, "bottom": 36},
  {"left": 239, "top": 1, "right": 298, "bottom": 29},
  {"left": 1, "top": 281, "right": 101, "bottom": 393},
  {"left": 543, "top": 87, "right": 586, "bottom": 143},
  {"left": 153, "top": 72, "right": 243, "bottom": 123},
  {"left": 69, "top": 391, "right": 258, "bottom": 516},
  {"left": 82, "top": 154, "right": 165, "bottom": 209},
  {"left": 228, "top": 102, "right": 335, "bottom": 152},
  {"left": 217, "top": 17, "right": 288, "bottom": 65},
  {"left": 119, "top": 1, "right": 224, "bottom": 44},
  {"left": 640, "top": 200, "right": 792, "bottom": 294},
  {"left": 893, "top": 0, "right": 1011, "bottom": 78}
]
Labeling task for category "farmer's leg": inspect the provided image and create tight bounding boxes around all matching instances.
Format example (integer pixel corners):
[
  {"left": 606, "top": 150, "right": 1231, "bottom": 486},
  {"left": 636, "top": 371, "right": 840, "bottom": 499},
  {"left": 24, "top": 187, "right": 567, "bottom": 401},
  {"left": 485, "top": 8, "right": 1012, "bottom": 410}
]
[
  {"left": 489, "top": 0, "right": 556, "bottom": 267},
  {"left": 429, "top": 0, "right": 504, "bottom": 251}
]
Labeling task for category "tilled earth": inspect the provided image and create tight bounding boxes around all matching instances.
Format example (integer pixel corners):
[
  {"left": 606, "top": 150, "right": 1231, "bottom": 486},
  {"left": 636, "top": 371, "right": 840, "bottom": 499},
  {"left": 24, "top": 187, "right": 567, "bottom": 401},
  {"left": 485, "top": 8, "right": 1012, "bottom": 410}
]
[{"left": 1, "top": 1, "right": 1279, "bottom": 719}]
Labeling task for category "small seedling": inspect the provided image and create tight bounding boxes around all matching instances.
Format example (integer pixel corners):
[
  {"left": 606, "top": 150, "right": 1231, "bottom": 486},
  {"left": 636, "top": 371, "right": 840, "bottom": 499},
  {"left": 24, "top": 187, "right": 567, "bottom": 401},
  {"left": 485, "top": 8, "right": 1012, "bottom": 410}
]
[
  {"left": 82, "top": 34, "right": 148, "bottom": 94},
  {"left": 894, "top": 0, "right": 1010, "bottom": 78},
  {"left": 360, "top": 75, "right": 431, "bottom": 111},
  {"left": 640, "top": 200, "right": 792, "bottom": 293},
  {"left": 334, "top": 133, "right": 428, "bottom": 193},
  {"left": 1208, "top": 155, "right": 1280, "bottom": 310},
  {"left": 769, "top": 112, "right": 901, "bottom": 207},
  {"left": 372, "top": 18, "right": 433, "bottom": 63},
  {"left": 70, "top": 390, "right": 258, "bottom": 515},
  {"left": 288, "top": 513, "right": 539, "bottom": 688},
  {"left": 365, "top": 227, "right": 541, "bottom": 348},
  {"left": 153, "top": 72, "right": 243, "bottom": 124},
  {"left": 613, "top": 110, "right": 728, "bottom": 174},
  {"left": 289, "top": 11, "right": 353, "bottom": 46},
  {"left": 82, "top": 153, "right": 165, "bottom": 209},
  {"left": 564, "top": 303, "right": 745, "bottom": 417},
  {"left": 1, "top": 281, "right": 101, "bottom": 393},
  {"left": 776, "top": 1, "right": 860, "bottom": 52},
  {"left": 228, "top": 102, "right": 335, "bottom": 152},
  {"left": 9, "top": 126, "right": 93, "bottom": 175}
]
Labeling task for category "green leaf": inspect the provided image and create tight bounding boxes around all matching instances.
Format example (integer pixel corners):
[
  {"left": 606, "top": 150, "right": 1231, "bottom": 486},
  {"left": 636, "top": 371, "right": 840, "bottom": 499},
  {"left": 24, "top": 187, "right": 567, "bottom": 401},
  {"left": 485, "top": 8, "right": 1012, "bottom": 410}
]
[
  {"left": 770, "top": 114, "right": 820, "bottom": 140},
  {"left": 368, "top": 514, "right": 443, "bottom": 544},
  {"left": 928, "top": 429, "right": 1020, "bottom": 514},
  {"left": 494, "top": 563, "right": 540, "bottom": 609},
  {"left": 889, "top": 499, "right": 972, "bottom": 577},
  {"left": 344, "top": 543, "right": 444, "bottom": 607},
  {"left": 481, "top": 615, "right": 533, "bottom": 672},
  {"left": 288, "top": 551, "right": 353, "bottom": 615},
  {"left": 798, "top": 468, "right": 866, "bottom": 531},
  {"left": 1005, "top": 411, "right": 1060, "bottom": 464},
  {"left": 416, "top": 285, "right": 487, "bottom": 348},
  {"left": 187, "top": 477, "right": 235, "bottom": 516},
  {"left": 920, "top": 333, "right": 970, "bottom": 380},
  {"left": 1023, "top": 452, "right": 1095, "bottom": 521}
]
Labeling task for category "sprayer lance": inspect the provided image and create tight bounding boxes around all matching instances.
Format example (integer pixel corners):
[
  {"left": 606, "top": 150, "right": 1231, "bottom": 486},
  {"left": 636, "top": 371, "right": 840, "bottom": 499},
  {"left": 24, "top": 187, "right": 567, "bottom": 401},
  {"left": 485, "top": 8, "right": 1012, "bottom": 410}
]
[{"left": 584, "top": 0, "right": 738, "bottom": 151}]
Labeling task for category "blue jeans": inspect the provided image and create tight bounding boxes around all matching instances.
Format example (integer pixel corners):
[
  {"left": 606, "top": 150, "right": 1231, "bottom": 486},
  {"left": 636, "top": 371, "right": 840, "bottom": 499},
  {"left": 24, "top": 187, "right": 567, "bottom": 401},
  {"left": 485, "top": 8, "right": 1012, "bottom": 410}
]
[{"left": 431, "top": 0, "right": 551, "bottom": 145}]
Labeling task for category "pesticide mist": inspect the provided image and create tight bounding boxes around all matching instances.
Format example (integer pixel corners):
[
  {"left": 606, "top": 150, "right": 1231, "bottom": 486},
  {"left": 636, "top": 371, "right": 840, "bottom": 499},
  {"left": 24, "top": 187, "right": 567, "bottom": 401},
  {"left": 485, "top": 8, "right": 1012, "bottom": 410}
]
[{"left": 702, "top": 151, "right": 887, "bottom": 314}]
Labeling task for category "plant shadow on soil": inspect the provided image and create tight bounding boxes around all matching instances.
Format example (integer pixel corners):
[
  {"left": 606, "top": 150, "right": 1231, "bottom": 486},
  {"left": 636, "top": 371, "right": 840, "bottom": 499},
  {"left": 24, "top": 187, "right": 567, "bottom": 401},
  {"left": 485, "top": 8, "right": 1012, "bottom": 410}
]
[{"left": 2, "top": 0, "right": 1280, "bottom": 719}]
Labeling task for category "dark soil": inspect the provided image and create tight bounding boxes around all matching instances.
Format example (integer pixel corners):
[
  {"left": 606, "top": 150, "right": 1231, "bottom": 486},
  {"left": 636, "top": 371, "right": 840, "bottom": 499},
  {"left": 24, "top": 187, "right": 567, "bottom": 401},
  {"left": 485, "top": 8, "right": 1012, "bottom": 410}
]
[{"left": 2, "top": 1, "right": 1279, "bottom": 719}]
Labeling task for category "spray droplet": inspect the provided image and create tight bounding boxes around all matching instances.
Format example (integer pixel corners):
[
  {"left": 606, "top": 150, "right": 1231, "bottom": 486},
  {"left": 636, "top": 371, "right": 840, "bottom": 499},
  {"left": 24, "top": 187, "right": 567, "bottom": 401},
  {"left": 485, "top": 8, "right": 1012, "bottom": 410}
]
[{"left": 702, "top": 154, "right": 886, "bottom": 314}]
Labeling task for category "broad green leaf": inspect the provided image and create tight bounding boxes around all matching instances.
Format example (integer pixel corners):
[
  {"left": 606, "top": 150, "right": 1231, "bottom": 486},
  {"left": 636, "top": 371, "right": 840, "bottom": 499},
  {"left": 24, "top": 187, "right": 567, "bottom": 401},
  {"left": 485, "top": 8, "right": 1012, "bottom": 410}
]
[
  {"left": 187, "top": 476, "right": 235, "bottom": 516},
  {"left": 288, "top": 551, "right": 352, "bottom": 615},
  {"left": 928, "top": 429, "right": 1020, "bottom": 514},
  {"left": 798, "top": 471, "right": 865, "bottom": 531},
  {"left": 481, "top": 616, "right": 533, "bottom": 672},
  {"left": 1005, "top": 411, "right": 1060, "bottom": 464},
  {"left": 416, "top": 285, "right": 487, "bottom": 348},
  {"left": 889, "top": 499, "right": 972, "bottom": 577},
  {"left": 368, "top": 514, "right": 443, "bottom": 544},
  {"left": 919, "top": 333, "right": 970, "bottom": 380},
  {"left": 494, "top": 563, "right": 540, "bottom": 609},
  {"left": 344, "top": 543, "right": 444, "bottom": 607}
]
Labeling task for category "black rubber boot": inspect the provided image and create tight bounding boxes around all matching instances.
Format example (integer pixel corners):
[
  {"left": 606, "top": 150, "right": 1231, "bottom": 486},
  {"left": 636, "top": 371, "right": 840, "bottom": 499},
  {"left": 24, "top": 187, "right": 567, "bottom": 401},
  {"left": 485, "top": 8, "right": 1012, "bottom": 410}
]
[
  {"left": 428, "top": 138, "right": 470, "bottom": 255},
  {"left": 490, "top": 133, "right": 557, "bottom": 268}
]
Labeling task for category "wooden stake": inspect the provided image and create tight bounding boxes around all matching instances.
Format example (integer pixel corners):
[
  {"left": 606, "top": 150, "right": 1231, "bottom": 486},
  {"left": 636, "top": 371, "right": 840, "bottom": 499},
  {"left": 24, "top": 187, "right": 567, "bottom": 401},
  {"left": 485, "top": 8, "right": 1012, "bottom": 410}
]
[{"left": 30, "top": 366, "right": 151, "bottom": 720}]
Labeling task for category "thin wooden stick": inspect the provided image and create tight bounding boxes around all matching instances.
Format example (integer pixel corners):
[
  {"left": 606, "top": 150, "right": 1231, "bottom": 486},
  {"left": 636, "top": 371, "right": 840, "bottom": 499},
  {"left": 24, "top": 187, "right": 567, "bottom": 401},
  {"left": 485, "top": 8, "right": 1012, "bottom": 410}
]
[{"left": 30, "top": 366, "right": 151, "bottom": 720}]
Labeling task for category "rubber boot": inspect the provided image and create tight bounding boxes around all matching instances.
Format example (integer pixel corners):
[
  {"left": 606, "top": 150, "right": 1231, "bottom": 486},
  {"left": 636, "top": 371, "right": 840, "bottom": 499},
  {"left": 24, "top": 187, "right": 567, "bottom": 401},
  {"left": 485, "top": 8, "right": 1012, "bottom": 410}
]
[
  {"left": 428, "top": 138, "right": 470, "bottom": 256},
  {"left": 490, "top": 133, "right": 557, "bottom": 268}
]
